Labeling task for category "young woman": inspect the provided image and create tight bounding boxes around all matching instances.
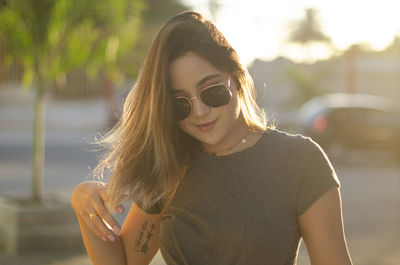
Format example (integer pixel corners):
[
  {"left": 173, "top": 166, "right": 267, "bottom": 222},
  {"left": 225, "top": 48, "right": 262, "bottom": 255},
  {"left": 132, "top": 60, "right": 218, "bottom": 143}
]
[{"left": 71, "top": 11, "right": 353, "bottom": 265}]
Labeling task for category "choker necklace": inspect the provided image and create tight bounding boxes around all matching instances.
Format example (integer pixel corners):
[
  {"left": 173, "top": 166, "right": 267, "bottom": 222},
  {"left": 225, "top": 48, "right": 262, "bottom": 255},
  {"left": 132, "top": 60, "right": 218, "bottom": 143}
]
[{"left": 201, "top": 130, "right": 251, "bottom": 156}]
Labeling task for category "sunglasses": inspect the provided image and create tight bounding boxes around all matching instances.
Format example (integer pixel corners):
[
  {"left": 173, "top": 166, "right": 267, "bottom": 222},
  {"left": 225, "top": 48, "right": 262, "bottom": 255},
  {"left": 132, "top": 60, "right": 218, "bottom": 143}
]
[{"left": 173, "top": 78, "right": 232, "bottom": 121}]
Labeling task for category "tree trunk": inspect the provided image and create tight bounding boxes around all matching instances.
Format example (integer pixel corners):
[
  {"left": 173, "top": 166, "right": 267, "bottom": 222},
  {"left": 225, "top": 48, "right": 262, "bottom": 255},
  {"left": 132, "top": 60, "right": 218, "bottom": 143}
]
[{"left": 32, "top": 81, "right": 47, "bottom": 202}]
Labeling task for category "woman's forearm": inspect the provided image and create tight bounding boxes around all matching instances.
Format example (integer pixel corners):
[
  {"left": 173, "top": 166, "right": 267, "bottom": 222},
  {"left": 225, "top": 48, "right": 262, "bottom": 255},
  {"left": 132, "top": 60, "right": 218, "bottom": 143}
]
[{"left": 76, "top": 213, "right": 127, "bottom": 265}]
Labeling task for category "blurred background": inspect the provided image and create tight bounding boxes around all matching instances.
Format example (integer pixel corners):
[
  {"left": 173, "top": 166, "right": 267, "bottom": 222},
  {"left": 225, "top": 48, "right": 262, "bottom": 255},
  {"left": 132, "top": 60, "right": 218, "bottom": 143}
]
[{"left": 0, "top": 0, "right": 399, "bottom": 264}]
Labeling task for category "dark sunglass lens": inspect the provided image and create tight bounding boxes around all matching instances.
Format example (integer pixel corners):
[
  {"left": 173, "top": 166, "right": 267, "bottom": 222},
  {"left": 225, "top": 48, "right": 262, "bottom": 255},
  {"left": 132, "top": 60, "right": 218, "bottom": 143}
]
[
  {"left": 174, "top": 97, "right": 191, "bottom": 121},
  {"left": 201, "top": 85, "right": 231, "bottom": 107}
]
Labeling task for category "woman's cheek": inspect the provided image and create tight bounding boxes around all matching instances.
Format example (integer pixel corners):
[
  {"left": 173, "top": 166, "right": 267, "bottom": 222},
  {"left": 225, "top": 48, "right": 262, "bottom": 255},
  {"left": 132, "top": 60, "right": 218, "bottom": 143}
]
[{"left": 177, "top": 121, "right": 192, "bottom": 136}]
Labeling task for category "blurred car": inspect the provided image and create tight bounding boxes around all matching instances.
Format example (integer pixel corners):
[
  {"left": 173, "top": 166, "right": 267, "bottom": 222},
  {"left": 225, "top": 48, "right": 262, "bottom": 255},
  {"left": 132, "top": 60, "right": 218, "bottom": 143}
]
[{"left": 297, "top": 93, "right": 400, "bottom": 160}]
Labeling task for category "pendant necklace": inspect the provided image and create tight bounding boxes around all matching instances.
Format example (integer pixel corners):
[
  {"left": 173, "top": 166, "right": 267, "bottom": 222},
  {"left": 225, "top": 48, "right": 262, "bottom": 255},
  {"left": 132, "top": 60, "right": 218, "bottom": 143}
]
[{"left": 202, "top": 130, "right": 251, "bottom": 156}]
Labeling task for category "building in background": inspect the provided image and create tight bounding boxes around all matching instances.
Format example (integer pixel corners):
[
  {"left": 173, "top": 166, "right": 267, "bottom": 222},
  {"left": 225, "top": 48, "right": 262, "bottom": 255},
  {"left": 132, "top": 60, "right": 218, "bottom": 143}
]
[{"left": 248, "top": 36, "right": 400, "bottom": 130}]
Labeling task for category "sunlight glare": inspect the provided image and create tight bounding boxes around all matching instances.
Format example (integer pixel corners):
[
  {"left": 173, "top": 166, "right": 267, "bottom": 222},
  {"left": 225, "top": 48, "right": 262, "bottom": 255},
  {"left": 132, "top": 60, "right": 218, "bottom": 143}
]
[{"left": 183, "top": 0, "right": 400, "bottom": 64}]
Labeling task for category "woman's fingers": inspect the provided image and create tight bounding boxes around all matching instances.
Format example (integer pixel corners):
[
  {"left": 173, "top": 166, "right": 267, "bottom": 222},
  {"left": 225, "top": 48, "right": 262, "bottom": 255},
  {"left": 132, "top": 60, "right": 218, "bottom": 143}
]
[
  {"left": 78, "top": 210, "right": 108, "bottom": 242},
  {"left": 95, "top": 182, "right": 108, "bottom": 196},
  {"left": 95, "top": 185, "right": 122, "bottom": 234},
  {"left": 115, "top": 193, "right": 131, "bottom": 214},
  {"left": 85, "top": 206, "right": 115, "bottom": 241},
  {"left": 72, "top": 181, "right": 117, "bottom": 241},
  {"left": 91, "top": 197, "right": 121, "bottom": 235},
  {"left": 71, "top": 181, "right": 128, "bottom": 241},
  {"left": 117, "top": 205, "right": 125, "bottom": 214}
]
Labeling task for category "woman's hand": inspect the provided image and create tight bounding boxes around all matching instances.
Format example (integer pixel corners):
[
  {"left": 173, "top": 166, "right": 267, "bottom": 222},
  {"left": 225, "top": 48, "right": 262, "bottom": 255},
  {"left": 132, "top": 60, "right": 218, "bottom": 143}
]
[{"left": 71, "top": 181, "right": 126, "bottom": 242}]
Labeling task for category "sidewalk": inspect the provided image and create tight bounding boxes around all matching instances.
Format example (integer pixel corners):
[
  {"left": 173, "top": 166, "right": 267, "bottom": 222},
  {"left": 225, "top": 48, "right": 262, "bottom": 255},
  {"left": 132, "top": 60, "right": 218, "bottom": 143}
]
[
  {"left": 0, "top": 86, "right": 110, "bottom": 132},
  {"left": 0, "top": 253, "right": 92, "bottom": 265},
  {"left": 0, "top": 251, "right": 166, "bottom": 265}
]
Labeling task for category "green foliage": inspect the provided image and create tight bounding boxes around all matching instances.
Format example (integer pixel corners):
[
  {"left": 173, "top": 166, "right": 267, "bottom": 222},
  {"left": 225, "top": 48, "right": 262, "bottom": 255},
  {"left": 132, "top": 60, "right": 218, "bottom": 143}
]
[
  {"left": 143, "top": 0, "right": 187, "bottom": 24},
  {"left": 0, "top": 0, "right": 145, "bottom": 88},
  {"left": 119, "top": 0, "right": 187, "bottom": 79},
  {"left": 287, "top": 8, "right": 330, "bottom": 46},
  {"left": 0, "top": 0, "right": 145, "bottom": 202}
]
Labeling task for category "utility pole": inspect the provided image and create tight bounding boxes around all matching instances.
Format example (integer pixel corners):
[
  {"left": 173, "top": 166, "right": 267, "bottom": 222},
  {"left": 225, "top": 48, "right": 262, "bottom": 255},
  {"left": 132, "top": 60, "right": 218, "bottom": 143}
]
[
  {"left": 345, "top": 45, "right": 358, "bottom": 94},
  {"left": 208, "top": 0, "right": 220, "bottom": 22}
]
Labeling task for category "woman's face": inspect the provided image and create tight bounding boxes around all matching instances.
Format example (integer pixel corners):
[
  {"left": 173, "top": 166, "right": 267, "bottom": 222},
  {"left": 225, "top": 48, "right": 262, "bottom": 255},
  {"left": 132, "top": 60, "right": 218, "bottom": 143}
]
[{"left": 169, "top": 52, "right": 243, "bottom": 150}]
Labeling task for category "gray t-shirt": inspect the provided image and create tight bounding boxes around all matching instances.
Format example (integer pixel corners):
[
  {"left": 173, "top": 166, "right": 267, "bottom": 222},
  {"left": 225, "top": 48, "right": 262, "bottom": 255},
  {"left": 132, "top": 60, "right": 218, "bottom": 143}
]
[{"left": 137, "top": 129, "right": 340, "bottom": 265}]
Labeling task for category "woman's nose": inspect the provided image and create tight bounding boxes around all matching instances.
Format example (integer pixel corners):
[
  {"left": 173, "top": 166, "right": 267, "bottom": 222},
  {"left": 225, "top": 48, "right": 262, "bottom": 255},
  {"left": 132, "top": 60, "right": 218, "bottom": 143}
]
[{"left": 191, "top": 97, "right": 210, "bottom": 118}]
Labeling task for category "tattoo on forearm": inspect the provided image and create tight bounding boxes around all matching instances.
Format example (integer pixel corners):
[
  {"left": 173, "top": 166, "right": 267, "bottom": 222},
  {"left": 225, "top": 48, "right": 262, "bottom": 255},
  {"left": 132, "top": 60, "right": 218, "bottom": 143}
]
[{"left": 134, "top": 220, "right": 156, "bottom": 255}]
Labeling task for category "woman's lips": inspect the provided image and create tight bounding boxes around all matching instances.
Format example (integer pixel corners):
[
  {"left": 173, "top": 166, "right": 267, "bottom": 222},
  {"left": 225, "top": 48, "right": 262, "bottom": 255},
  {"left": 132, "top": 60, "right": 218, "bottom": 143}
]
[{"left": 197, "top": 119, "right": 217, "bottom": 131}]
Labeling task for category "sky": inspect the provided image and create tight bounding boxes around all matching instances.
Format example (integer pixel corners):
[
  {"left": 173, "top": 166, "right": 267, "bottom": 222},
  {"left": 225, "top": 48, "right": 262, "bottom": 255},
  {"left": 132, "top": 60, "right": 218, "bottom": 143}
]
[{"left": 182, "top": 0, "right": 400, "bottom": 65}]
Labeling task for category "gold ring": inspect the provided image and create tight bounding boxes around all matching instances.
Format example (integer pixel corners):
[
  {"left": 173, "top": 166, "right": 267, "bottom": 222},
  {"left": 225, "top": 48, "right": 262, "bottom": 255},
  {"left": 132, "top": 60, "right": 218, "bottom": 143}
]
[{"left": 89, "top": 212, "right": 98, "bottom": 220}]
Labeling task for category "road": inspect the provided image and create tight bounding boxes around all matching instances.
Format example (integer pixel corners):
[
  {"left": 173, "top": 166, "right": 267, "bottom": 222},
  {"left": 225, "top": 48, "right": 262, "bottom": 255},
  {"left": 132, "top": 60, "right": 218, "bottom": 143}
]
[
  {"left": 0, "top": 131, "right": 103, "bottom": 198},
  {"left": 0, "top": 97, "right": 399, "bottom": 264}
]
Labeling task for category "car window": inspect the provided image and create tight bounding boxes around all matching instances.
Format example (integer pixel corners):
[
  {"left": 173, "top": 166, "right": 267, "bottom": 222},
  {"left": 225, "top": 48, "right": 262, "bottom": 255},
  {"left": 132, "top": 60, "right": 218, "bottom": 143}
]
[
  {"left": 331, "top": 107, "right": 399, "bottom": 127},
  {"left": 364, "top": 109, "right": 399, "bottom": 126},
  {"left": 331, "top": 108, "right": 364, "bottom": 123}
]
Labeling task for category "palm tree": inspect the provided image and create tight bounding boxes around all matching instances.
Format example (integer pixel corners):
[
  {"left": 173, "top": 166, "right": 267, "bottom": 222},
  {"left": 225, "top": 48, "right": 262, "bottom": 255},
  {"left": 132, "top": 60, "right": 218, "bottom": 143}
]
[
  {"left": 287, "top": 8, "right": 331, "bottom": 62},
  {"left": 0, "top": 0, "right": 144, "bottom": 203},
  {"left": 208, "top": 0, "right": 221, "bottom": 22}
]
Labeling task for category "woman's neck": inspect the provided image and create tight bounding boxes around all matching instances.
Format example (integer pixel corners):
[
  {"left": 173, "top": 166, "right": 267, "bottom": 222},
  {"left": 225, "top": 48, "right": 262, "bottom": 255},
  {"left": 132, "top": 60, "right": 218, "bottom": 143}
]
[{"left": 201, "top": 116, "right": 254, "bottom": 156}]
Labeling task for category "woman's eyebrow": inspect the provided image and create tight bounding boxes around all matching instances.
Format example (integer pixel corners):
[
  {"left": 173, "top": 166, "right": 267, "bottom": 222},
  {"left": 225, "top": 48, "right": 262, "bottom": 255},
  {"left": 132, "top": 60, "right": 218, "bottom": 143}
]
[
  {"left": 171, "top": 88, "right": 185, "bottom": 94},
  {"left": 196, "top": 74, "right": 221, "bottom": 87},
  {"left": 171, "top": 73, "right": 222, "bottom": 94}
]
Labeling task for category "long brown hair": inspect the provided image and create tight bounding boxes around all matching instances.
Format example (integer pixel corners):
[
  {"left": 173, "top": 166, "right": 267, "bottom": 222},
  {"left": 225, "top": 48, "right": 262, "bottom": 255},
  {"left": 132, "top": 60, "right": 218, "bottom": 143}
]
[{"left": 93, "top": 11, "right": 273, "bottom": 213}]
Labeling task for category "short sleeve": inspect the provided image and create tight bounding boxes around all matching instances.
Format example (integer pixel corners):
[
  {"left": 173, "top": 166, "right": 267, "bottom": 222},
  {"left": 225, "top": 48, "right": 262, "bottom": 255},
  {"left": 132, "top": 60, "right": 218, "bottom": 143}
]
[
  {"left": 134, "top": 199, "right": 163, "bottom": 215},
  {"left": 296, "top": 136, "right": 341, "bottom": 216}
]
